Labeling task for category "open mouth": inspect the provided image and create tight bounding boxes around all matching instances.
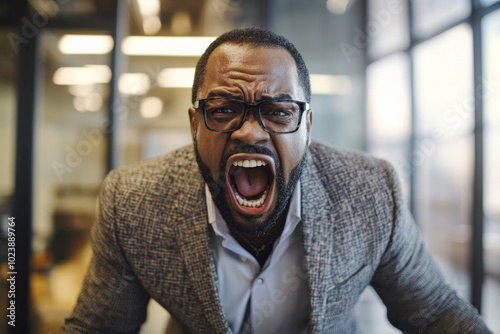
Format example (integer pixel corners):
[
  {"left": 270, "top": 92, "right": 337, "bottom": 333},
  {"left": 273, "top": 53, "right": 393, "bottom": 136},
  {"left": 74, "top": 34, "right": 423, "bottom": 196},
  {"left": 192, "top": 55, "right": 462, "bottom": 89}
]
[{"left": 225, "top": 153, "right": 276, "bottom": 215}]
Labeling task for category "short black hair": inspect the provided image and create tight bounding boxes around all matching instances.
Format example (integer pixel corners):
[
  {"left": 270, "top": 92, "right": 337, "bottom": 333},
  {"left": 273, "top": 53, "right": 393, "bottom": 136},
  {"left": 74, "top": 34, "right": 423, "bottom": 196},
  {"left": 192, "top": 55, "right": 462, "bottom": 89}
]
[{"left": 192, "top": 27, "right": 311, "bottom": 103}]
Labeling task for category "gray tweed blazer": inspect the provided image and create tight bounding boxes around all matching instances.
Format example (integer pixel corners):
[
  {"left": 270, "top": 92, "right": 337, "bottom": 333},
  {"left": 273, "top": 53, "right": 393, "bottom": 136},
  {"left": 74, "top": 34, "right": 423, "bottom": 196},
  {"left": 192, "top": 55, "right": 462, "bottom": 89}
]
[{"left": 61, "top": 141, "right": 491, "bottom": 334}]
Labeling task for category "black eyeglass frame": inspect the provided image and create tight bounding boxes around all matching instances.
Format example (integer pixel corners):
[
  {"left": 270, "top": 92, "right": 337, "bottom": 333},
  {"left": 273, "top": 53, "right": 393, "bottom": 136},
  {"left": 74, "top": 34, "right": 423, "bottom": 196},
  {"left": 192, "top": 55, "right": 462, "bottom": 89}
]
[{"left": 193, "top": 97, "right": 310, "bottom": 134}]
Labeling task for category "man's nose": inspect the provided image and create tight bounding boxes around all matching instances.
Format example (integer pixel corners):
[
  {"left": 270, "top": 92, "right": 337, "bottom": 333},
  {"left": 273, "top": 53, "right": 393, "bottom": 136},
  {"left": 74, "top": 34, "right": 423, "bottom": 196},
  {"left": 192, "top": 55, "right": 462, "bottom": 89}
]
[{"left": 230, "top": 110, "right": 270, "bottom": 145}]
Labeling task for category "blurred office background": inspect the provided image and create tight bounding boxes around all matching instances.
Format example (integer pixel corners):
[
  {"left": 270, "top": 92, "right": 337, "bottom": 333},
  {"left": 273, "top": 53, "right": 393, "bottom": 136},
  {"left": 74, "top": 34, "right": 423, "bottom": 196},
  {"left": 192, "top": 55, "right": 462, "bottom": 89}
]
[{"left": 0, "top": 0, "right": 499, "bottom": 333}]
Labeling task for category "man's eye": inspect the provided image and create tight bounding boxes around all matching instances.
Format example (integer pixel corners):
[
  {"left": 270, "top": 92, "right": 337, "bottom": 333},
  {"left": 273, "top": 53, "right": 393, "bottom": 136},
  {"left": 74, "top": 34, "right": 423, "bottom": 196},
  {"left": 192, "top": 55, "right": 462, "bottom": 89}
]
[
  {"left": 262, "top": 109, "right": 292, "bottom": 117},
  {"left": 211, "top": 108, "right": 237, "bottom": 114}
]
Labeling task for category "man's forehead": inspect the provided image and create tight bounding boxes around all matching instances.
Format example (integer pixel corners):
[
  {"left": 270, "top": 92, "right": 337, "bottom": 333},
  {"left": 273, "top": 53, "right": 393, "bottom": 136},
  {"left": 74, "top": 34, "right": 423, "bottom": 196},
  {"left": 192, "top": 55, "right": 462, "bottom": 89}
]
[
  {"left": 200, "top": 43, "right": 303, "bottom": 100},
  {"left": 207, "top": 43, "right": 296, "bottom": 71}
]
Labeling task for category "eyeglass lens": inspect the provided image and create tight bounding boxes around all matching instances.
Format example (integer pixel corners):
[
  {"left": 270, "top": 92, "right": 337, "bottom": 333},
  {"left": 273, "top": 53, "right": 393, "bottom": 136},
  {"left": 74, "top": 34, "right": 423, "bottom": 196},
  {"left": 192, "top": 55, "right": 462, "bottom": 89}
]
[{"left": 204, "top": 99, "right": 301, "bottom": 133}]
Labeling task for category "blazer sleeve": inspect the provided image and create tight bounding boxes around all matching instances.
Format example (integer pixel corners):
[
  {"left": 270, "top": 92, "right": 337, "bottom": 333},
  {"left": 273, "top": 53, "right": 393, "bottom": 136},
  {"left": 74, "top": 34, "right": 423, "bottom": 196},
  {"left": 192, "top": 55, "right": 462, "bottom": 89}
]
[
  {"left": 60, "top": 169, "right": 150, "bottom": 333},
  {"left": 370, "top": 162, "right": 492, "bottom": 334}
]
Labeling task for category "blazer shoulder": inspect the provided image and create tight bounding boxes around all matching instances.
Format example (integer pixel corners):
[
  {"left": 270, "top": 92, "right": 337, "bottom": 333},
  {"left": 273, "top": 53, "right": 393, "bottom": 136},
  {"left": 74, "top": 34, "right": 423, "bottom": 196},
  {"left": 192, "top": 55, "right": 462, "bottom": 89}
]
[
  {"left": 307, "top": 140, "right": 401, "bottom": 205},
  {"left": 112, "top": 144, "right": 196, "bottom": 178},
  {"left": 309, "top": 140, "right": 395, "bottom": 177},
  {"left": 101, "top": 145, "right": 201, "bottom": 209}
]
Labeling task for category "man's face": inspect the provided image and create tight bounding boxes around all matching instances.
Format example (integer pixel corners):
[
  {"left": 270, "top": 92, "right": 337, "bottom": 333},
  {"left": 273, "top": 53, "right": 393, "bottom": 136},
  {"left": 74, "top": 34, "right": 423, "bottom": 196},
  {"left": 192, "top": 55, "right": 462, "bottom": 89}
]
[{"left": 189, "top": 43, "right": 312, "bottom": 235}]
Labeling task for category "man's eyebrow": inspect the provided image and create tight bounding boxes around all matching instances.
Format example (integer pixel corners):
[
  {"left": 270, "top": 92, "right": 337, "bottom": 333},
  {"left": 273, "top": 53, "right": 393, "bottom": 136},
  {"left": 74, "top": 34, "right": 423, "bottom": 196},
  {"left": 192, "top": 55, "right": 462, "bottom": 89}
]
[
  {"left": 259, "top": 93, "right": 293, "bottom": 101},
  {"left": 204, "top": 92, "right": 294, "bottom": 101},
  {"left": 205, "top": 91, "right": 240, "bottom": 99}
]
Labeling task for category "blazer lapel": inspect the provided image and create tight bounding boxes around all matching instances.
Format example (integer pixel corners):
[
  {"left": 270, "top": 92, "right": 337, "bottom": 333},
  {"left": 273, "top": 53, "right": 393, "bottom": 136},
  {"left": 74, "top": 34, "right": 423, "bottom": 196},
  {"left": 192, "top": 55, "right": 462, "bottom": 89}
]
[
  {"left": 300, "top": 152, "right": 360, "bottom": 333},
  {"left": 172, "top": 157, "right": 229, "bottom": 333},
  {"left": 301, "top": 155, "right": 335, "bottom": 333}
]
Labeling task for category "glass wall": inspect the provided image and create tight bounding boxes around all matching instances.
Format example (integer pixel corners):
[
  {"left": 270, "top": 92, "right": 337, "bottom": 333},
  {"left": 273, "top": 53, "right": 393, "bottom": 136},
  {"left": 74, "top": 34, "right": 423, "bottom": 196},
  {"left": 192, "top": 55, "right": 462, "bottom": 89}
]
[
  {"left": 366, "top": 0, "right": 500, "bottom": 332},
  {"left": 367, "top": 0, "right": 409, "bottom": 59},
  {"left": 30, "top": 28, "right": 110, "bottom": 332},
  {"left": 413, "top": 24, "right": 474, "bottom": 299},
  {"left": 274, "top": 0, "right": 365, "bottom": 149},
  {"left": 412, "top": 0, "right": 470, "bottom": 38},
  {"left": 367, "top": 52, "right": 411, "bottom": 204}
]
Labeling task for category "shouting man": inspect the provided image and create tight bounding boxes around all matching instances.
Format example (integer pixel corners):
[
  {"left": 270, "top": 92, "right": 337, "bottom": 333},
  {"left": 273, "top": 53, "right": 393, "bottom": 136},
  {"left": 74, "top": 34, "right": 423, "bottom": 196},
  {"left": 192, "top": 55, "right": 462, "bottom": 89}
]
[{"left": 62, "top": 28, "right": 492, "bottom": 334}]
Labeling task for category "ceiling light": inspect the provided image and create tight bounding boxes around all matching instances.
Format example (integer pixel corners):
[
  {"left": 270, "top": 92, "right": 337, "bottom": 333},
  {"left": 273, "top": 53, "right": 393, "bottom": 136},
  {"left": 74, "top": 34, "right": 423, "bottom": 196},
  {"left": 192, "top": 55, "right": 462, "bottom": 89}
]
[
  {"left": 68, "top": 84, "right": 94, "bottom": 96},
  {"left": 53, "top": 65, "right": 111, "bottom": 85},
  {"left": 119, "top": 73, "right": 151, "bottom": 95},
  {"left": 143, "top": 16, "right": 162, "bottom": 35},
  {"left": 140, "top": 96, "right": 163, "bottom": 118},
  {"left": 73, "top": 96, "right": 87, "bottom": 112},
  {"left": 310, "top": 74, "right": 352, "bottom": 95},
  {"left": 122, "top": 36, "right": 216, "bottom": 56},
  {"left": 58, "top": 34, "right": 114, "bottom": 54},
  {"left": 158, "top": 68, "right": 195, "bottom": 88},
  {"left": 85, "top": 93, "right": 103, "bottom": 112},
  {"left": 136, "top": 0, "right": 160, "bottom": 17}
]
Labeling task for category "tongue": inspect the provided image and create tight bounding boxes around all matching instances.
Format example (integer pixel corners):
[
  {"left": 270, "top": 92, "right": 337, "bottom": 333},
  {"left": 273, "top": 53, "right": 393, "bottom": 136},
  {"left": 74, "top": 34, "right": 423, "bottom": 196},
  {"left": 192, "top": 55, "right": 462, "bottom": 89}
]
[{"left": 233, "top": 166, "right": 269, "bottom": 197}]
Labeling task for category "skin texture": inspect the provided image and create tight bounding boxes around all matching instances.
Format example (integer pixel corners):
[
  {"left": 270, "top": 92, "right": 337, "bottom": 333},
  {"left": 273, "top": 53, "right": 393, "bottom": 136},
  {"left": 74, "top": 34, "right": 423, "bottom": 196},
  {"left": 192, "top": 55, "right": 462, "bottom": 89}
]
[{"left": 189, "top": 43, "right": 312, "bottom": 235}]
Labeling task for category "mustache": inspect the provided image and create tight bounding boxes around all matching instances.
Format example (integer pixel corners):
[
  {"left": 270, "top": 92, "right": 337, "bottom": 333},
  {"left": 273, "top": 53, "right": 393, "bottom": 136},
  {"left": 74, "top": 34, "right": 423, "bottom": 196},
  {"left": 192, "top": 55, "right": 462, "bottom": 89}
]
[{"left": 222, "top": 144, "right": 278, "bottom": 168}]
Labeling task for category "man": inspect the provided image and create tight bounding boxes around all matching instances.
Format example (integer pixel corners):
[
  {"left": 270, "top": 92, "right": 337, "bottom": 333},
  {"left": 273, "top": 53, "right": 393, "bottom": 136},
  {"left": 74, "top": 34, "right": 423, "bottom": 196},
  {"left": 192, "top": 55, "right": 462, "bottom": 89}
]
[{"left": 61, "top": 28, "right": 492, "bottom": 333}]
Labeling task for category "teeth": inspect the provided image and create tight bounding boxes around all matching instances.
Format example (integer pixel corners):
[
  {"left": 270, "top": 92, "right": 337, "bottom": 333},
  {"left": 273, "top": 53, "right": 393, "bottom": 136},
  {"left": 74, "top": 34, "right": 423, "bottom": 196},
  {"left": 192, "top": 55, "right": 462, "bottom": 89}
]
[
  {"left": 232, "top": 185, "right": 270, "bottom": 208},
  {"left": 231, "top": 160, "right": 267, "bottom": 168},
  {"left": 229, "top": 159, "right": 271, "bottom": 208}
]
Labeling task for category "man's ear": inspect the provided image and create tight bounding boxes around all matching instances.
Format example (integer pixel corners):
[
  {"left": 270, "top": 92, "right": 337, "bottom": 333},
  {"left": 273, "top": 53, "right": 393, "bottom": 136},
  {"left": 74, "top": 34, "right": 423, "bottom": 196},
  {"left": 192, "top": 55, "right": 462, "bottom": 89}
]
[
  {"left": 306, "top": 109, "right": 313, "bottom": 134},
  {"left": 189, "top": 107, "right": 197, "bottom": 139},
  {"left": 305, "top": 109, "right": 313, "bottom": 147}
]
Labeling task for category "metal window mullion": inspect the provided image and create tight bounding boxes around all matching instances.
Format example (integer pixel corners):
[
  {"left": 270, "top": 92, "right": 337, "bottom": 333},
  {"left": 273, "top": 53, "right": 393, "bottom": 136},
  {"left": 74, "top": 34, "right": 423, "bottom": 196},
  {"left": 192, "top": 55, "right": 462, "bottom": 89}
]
[
  {"left": 470, "top": 3, "right": 485, "bottom": 312},
  {"left": 360, "top": 0, "right": 368, "bottom": 152},
  {"left": 11, "top": 1, "right": 39, "bottom": 333},
  {"left": 106, "top": 0, "right": 127, "bottom": 171},
  {"left": 407, "top": 0, "right": 417, "bottom": 217}
]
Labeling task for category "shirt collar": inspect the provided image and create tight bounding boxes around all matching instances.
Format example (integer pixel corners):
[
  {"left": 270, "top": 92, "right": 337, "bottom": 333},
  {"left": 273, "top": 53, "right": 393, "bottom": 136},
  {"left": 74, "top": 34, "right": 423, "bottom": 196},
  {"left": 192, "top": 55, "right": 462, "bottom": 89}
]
[{"left": 206, "top": 182, "right": 302, "bottom": 242}]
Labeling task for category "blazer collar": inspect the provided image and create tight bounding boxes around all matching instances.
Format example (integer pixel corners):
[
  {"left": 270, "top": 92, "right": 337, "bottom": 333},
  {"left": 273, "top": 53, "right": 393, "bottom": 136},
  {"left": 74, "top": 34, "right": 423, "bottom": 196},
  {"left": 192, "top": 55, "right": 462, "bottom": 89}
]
[
  {"left": 300, "top": 150, "right": 358, "bottom": 333},
  {"left": 172, "top": 151, "right": 230, "bottom": 333}
]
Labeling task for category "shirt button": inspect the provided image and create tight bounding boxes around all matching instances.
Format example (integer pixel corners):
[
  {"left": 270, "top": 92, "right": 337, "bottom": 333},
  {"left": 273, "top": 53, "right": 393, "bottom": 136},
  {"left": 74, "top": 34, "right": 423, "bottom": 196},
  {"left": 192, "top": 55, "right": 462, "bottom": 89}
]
[
  {"left": 239, "top": 255, "right": 247, "bottom": 262},
  {"left": 256, "top": 278, "right": 264, "bottom": 285}
]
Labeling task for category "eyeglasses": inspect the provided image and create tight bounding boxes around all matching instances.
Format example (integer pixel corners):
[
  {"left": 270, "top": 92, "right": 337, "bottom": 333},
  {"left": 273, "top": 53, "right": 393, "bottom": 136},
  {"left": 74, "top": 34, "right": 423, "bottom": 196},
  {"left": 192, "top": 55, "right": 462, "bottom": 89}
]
[{"left": 193, "top": 97, "right": 309, "bottom": 134}]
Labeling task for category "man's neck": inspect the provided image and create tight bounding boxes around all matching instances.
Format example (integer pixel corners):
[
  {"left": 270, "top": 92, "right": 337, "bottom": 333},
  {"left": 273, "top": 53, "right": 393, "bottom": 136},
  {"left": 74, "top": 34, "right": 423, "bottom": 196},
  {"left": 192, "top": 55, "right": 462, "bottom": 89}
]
[{"left": 229, "top": 206, "right": 289, "bottom": 267}]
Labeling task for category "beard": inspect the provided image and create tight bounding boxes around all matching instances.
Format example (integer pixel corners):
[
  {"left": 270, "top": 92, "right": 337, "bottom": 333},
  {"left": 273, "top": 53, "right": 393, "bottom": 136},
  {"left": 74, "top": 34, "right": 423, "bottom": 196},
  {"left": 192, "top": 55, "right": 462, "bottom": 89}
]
[{"left": 194, "top": 139, "right": 309, "bottom": 236}]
